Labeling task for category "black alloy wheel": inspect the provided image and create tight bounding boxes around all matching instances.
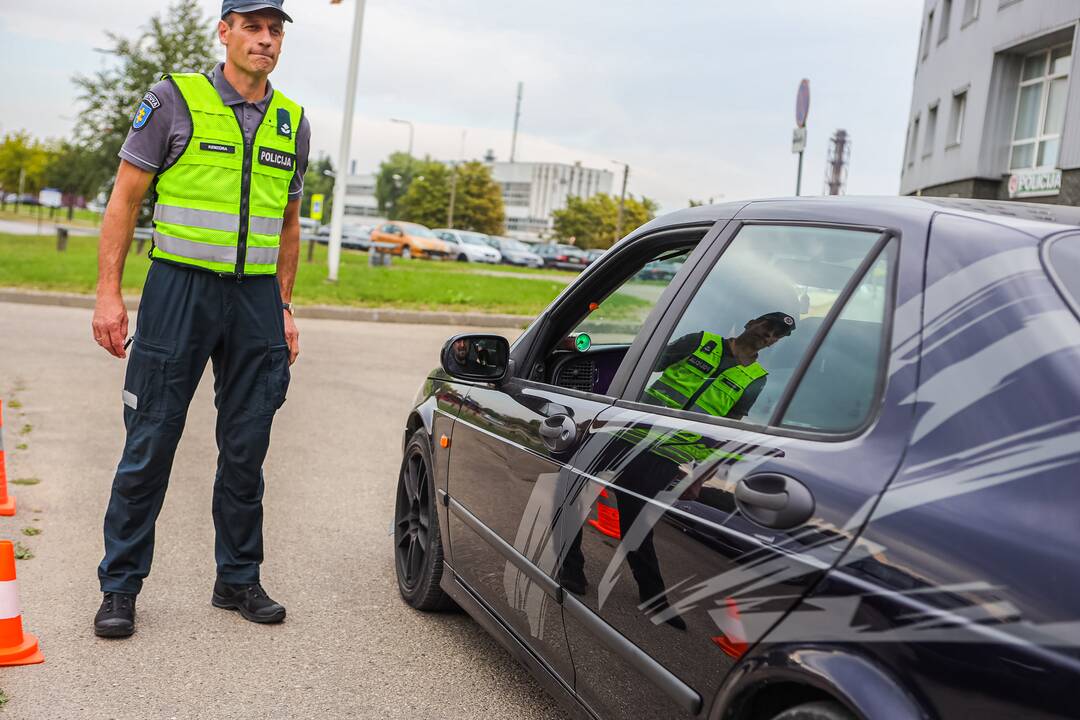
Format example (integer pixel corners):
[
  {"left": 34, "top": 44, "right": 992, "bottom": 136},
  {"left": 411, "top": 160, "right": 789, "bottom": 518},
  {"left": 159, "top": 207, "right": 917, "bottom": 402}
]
[
  {"left": 770, "top": 701, "right": 855, "bottom": 720},
  {"left": 394, "top": 430, "right": 451, "bottom": 610}
]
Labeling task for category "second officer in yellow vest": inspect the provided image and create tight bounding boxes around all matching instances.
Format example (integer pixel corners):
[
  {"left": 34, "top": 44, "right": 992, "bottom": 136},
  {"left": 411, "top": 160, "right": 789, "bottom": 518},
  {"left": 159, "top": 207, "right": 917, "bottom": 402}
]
[
  {"left": 645, "top": 312, "right": 797, "bottom": 421},
  {"left": 91, "top": 0, "right": 308, "bottom": 638}
]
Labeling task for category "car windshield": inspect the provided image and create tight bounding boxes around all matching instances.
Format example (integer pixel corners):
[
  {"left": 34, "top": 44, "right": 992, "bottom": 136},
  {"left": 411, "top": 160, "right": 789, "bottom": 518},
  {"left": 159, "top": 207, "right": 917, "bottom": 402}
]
[
  {"left": 460, "top": 233, "right": 490, "bottom": 246},
  {"left": 402, "top": 224, "right": 436, "bottom": 238},
  {"left": 498, "top": 237, "right": 528, "bottom": 251}
]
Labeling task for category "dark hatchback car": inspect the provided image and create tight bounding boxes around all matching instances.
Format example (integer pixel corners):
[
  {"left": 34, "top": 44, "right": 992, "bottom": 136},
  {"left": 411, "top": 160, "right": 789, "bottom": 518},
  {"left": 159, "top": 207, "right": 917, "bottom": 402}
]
[
  {"left": 536, "top": 243, "right": 592, "bottom": 271},
  {"left": 393, "top": 198, "right": 1080, "bottom": 720}
]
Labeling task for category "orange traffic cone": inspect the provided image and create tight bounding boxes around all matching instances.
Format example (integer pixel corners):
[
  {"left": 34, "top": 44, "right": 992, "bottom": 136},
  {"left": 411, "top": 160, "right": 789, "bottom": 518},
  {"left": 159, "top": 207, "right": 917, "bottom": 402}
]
[
  {"left": 0, "top": 400, "right": 14, "bottom": 516},
  {"left": 587, "top": 487, "right": 621, "bottom": 540},
  {"left": 0, "top": 540, "right": 43, "bottom": 666}
]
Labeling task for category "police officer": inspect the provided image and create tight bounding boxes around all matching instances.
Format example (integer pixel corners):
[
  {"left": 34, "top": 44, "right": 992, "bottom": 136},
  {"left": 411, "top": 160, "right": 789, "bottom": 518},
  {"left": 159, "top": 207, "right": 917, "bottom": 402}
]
[
  {"left": 91, "top": 0, "right": 310, "bottom": 638},
  {"left": 645, "top": 312, "right": 797, "bottom": 420}
]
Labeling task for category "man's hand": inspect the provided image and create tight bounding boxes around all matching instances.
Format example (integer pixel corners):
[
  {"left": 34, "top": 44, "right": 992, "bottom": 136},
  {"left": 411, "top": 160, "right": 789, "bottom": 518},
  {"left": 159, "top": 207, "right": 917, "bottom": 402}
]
[
  {"left": 284, "top": 310, "right": 299, "bottom": 365},
  {"left": 94, "top": 293, "right": 130, "bottom": 359}
]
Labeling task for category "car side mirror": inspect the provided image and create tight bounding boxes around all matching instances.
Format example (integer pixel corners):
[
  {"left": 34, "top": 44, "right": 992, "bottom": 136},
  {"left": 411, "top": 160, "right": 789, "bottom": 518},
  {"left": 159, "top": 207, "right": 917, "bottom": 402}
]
[{"left": 441, "top": 334, "right": 510, "bottom": 383}]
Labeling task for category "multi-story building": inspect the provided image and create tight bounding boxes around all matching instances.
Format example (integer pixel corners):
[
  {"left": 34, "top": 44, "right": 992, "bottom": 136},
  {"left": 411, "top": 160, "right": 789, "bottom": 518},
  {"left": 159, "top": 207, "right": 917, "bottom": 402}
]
[
  {"left": 341, "top": 173, "right": 381, "bottom": 222},
  {"left": 901, "top": 0, "right": 1079, "bottom": 204},
  {"left": 489, "top": 161, "right": 614, "bottom": 241}
]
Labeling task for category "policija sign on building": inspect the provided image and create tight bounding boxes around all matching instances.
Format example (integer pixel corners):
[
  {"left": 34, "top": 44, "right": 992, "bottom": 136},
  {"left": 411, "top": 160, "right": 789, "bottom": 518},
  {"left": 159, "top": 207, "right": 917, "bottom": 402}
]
[{"left": 1008, "top": 168, "right": 1062, "bottom": 199}]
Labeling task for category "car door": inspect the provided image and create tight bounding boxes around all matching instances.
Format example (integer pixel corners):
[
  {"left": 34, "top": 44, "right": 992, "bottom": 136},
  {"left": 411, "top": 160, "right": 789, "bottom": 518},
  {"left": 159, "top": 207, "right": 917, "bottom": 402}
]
[
  {"left": 556, "top": 207, "right": 927, "bottom": 719},
  {"left": 443, "top": 222, "right": 722, "bottom": 691}
]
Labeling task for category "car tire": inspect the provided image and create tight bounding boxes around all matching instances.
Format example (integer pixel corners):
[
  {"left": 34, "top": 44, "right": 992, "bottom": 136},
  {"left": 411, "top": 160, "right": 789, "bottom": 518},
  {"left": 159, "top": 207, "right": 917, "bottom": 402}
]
[
  {"left": 769, "top": 701, "right": 855, "bottom": 720},
  {"left": 401, "top": 245, "right": 412, "bottom": 260},
  {"left": 457, "top": 254, "right": 468, "bottom": 262},
  {"left": 394, "top": 430, "right": 452, "bottom": 611}
]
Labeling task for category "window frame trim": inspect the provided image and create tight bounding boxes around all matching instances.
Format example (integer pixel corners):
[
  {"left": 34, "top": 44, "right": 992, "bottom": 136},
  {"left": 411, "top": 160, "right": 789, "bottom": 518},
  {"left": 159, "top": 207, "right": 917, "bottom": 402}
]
[
  {"left": 614, "top": 220, "right": 900, "bottom": 444},
  {"left": 1009, "top": 42, "right": 1072, "bottom": 171}
]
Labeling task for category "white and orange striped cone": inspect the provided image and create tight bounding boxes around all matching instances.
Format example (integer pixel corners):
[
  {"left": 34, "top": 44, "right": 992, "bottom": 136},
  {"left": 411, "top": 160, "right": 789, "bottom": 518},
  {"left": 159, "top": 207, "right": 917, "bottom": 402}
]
[
  {"left": 0, "top": 400, "right": 15, "bottom": 516},
  {"left": 0, "top": 540, "right": 42, "bottom": 666}
]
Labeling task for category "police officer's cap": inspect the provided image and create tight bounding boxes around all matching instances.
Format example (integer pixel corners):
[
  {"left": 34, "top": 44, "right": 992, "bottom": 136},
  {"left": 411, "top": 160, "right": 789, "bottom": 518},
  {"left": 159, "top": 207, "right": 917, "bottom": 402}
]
[
  {"left": 222, "top": 0, "right": 293, "bottom": 23},
  {"left": 753, "top": 311, "right": 797, "bottom": 336}
]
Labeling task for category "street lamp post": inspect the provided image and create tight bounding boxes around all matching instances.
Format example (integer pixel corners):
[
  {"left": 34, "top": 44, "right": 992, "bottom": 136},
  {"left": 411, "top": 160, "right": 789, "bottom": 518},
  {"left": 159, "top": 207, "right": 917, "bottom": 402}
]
[
  {"left": 612, "top": 160, "right": 630, "bottom": 243},
  {"left": 390, "top": 118, "right": 414, "bottom": 157},
  {"left": 328, "top": 0, "right": 369, "bottom": 283}
]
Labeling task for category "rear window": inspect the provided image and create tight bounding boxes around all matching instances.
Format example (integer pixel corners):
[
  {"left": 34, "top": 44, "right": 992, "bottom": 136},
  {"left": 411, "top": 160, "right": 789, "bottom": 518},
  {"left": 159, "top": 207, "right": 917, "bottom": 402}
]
[{"left": 1046, "top": 234, "right": 1080, "bottom": 316}]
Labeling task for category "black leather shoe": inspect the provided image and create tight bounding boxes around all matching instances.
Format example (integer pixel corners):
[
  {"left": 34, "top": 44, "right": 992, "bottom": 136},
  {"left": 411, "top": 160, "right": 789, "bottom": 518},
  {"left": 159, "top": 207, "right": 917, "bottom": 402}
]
[
  {"left": 94, "top": 592, "right": 136, "bottom": 638},
  {"left": 211, "top": 580, "right": 286, "bottom": 623}
]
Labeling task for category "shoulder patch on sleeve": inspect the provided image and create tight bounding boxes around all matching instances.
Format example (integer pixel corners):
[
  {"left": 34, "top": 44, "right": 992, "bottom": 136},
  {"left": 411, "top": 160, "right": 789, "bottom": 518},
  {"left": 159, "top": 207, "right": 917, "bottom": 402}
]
[
  {"left": 143, "top": 91, "right": 161, "bottom": 109},
  {"left": 132, "top": 100, "right": 154, "bottom": 131}
]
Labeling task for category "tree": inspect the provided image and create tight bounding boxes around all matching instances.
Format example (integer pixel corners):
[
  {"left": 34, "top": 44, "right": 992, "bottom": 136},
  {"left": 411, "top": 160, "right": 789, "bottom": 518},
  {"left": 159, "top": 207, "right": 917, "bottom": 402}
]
[
  {"left": 396, "top": 160, "right": 505, "bottom": 235},
  {"left": 374, "top": 152, "right": 427, "bottom": 219},
  {"left": 0, "top": 132, "right": 53, "bottom": 209},
  {"left": 552, "top": 193, "right": 658, "bottom": 249},
  {"left": 301, "top": 155, "right": 335, "bottom": 223},
  {"left": 45, "top": 141, "right": 105, "bottom": 219},
  {"left": 71, "top": 0, "right": 218, "bottom": 200}
]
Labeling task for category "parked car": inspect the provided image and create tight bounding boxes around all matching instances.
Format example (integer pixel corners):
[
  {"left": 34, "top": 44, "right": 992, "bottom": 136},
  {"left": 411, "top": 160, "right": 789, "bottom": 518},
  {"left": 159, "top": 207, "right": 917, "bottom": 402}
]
[
  {"left": 434, "top": 229, "right": 502, "bottom": 263},
  {"left": 369, "top": 221, "right": 449, "bottom": 259},
  {"left": 393, "top": 197, "right": 1080, "bottom": 720},
  {"left": 585, "top": 248, "right": 607, "bottom": 264},
  {"left": 313, "top": 223, "right": 372, "bottom": 250},
  {"left": 535, "top": 242, "right": 591, "bottom": 270},
  {"left": 485, "top": 236, "right": 543, "bottom": 268},
  {"left": 635, "top": 258, "right": 681, "bottom": 282}
]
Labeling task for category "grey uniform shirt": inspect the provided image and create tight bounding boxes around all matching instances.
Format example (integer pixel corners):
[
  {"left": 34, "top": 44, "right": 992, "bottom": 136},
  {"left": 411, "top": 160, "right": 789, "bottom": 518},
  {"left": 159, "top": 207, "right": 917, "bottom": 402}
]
[{"left": 119, "top": 62, "right": 310, "bottom": 200}]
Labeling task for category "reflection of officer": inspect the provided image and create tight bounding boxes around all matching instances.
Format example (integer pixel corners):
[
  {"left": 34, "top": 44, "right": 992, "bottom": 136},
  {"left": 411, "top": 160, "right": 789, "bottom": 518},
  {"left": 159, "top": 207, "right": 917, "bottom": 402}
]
[
  {"left": 91, "top": 0, "right": 309, "bottom": 638},
  {"left": 645, "top": 312, "right": 796, "bottom": 420}
]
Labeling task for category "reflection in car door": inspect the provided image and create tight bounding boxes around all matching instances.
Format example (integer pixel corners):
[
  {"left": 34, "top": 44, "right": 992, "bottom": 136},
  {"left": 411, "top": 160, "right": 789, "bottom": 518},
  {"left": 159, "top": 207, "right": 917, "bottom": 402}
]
[
  {"left": 444, "top": 377, "right": 612, "bottom": 688},
  {"left": 555, "top": 219, "right": 926, "bottom": 719}
]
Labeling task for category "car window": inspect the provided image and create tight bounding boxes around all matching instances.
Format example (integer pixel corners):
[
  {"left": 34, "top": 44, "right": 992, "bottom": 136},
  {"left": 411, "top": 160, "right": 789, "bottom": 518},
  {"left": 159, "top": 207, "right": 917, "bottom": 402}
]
[
  {"left": 637, "top": 224, "right": 883, "bottom": 426},
  {"left": 570, "top": 247, "right": 693, "bottom": 346},
  {"left": 1046, "top": 234, "right": 1080, "bottom": 317},
  {"left": 779, "top": 241, "right": 894, "bottom": 433}
]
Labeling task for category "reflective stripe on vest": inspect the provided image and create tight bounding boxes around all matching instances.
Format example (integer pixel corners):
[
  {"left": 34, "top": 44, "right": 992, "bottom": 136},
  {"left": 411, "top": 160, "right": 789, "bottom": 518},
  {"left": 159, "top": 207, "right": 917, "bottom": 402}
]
[
  {"left": 149, "top": 72, "right": 301, "bottom": 275},
  {"left": 645, "top": 332, "right": 766, "bottom": 418}
]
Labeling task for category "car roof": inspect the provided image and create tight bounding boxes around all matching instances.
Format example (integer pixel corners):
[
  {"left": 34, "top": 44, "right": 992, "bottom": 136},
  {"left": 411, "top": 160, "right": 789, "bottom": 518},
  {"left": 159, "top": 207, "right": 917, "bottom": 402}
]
[{"left": 639, "top": 196, "right": 1080, "bottom": 242}]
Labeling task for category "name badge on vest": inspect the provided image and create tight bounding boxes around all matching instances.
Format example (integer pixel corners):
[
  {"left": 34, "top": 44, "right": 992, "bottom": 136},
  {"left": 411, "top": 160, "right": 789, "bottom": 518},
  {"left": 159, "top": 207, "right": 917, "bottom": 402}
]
[
  {"left": 258, "top": 147, "right": 296, "bottom": 172},
  {"left": 687, "top": 356, "right": 714, "bottom": 374},
  {"left": 277, "top": 108, "right": 292, "bottom": 138},
  {"left": 721, "top": 377, "right": 742, "bottom": 392}
]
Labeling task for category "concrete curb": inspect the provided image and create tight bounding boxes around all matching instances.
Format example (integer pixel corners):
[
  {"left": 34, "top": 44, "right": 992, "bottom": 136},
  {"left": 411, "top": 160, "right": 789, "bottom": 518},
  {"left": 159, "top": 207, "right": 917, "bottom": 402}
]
[{"left": 0, "top": 288, "right": 533, "bottom": 329}]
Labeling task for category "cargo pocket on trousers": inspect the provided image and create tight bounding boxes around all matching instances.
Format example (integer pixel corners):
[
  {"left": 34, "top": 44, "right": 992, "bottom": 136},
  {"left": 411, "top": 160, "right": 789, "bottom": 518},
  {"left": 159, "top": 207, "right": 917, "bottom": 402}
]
[
  {"left": 260, "top": 343, "right": 291, "bottom": 414},
  {"left": 123, "top": 337, "right": 173, "bottom": 422}
]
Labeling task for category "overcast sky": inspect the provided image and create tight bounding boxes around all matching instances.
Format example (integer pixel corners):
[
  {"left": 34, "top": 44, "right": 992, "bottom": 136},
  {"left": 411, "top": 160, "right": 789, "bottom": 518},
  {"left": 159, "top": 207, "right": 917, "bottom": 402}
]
[{"left": 0, "top": 0, "right": 922, "bottom": 212}]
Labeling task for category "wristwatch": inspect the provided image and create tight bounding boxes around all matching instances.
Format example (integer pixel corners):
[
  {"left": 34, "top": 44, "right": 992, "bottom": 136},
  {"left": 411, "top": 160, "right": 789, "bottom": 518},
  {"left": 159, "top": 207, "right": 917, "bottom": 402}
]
[{"left": 282, "top": 302, "right": 294, "bottom": 315}]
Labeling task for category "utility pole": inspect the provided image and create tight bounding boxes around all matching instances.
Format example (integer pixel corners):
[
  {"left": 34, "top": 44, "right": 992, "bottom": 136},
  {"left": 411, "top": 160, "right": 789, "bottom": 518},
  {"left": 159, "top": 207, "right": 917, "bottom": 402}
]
[
  {"left": 390, "top": 118, "right": 414, "bottom": 157},
  {"left": 510, "top": 82, "right": 523, "bottom": 163},
  {"left": 447, "top": 130, "right": 466, "bottom": 228},
  {"left": 328, "top": 0, "right": 368, "bottom": 283},
  {"left": 612, "top": 161, "right": 630, "bottom": 242}
]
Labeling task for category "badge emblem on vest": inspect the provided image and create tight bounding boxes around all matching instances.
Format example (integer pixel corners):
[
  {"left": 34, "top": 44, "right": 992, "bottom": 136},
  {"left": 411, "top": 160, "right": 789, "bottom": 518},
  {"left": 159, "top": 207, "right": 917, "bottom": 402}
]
[
  {"left": 258, "top": 147, "right": 296, "bottom": 172},
  {"left": 277, "top": 108, "right": 292, "bottom": 138},
  {"left": 132, "top": 101, "right": 154, "bottom": 130}
]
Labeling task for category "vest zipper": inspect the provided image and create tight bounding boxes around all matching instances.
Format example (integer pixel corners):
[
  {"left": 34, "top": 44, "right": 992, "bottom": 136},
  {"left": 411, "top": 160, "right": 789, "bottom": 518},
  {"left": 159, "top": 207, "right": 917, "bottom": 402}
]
[{"left": 235, "top": 137, "right": 253, "bottom": 279}]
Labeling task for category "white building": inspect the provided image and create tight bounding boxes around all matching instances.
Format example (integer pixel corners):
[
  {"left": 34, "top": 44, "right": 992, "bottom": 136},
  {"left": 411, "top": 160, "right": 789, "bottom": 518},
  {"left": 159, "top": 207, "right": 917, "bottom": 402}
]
[
  {"left": 902, "top": 0, "right": 1079, "bottom": 204},
  {"left": 489, "top": 161, "right": 614, "bottom": 241},
  {"left": 341, "top": 173, "right": 380, "bottom": 221}
]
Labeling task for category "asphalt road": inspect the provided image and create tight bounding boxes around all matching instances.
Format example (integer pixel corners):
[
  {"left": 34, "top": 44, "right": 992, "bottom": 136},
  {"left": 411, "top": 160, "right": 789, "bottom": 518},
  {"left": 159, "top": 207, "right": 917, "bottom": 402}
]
[{"left": 0, "top": 301, "right": 563, "bottom": 720}]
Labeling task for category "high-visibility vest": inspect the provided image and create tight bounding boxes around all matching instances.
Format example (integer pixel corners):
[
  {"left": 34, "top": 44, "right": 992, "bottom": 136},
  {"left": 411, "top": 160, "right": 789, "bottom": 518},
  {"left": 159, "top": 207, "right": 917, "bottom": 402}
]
[
  {"left": 150, "top": 73, "right": 302, "bottom": 276},
  {"left": 645, "top": 332, "right": 767, "bottom": 418}
]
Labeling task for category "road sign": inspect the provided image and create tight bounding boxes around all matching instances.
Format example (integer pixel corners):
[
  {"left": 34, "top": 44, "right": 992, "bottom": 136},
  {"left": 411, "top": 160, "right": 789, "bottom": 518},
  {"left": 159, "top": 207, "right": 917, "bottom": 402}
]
[
  {"left": 796, "top": 79, "right": 810, "bottom": 128},
  {"left": 311, "top": 193, "right": 325, "bottom": 221},
  {"left": 792, "top": 127, "right": 807, "bottom": 154}
]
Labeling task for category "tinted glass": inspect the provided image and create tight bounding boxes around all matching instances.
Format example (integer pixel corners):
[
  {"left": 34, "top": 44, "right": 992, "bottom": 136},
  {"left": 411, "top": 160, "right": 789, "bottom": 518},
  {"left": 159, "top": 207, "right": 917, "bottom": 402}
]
[
  {"left": 638, "top": 224, "right": 881, "bottom": 426},
  {"left": 1047, "top": 235, "right": 1080, "bottom": 315},
  {"left": 780, "top": 242, "right": 894, "bottom": 433}
]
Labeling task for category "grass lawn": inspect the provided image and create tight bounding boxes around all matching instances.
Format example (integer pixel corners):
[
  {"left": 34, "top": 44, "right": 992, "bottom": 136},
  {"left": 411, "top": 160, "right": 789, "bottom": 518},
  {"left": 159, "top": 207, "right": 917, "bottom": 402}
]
[{"left": 0, "top": 233, "right": 619, "bottom": 317}]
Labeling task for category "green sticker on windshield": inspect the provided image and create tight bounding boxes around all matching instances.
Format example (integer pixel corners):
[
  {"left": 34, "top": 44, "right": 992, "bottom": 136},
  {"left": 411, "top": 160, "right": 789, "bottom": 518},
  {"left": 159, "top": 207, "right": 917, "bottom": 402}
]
[{"left": 575, "top": 333, "right": 592, "bottom": 352}]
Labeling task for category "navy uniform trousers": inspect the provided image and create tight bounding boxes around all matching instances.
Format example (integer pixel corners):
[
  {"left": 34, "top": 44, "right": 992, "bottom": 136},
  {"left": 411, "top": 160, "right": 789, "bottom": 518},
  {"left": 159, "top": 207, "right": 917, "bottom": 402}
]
[{"left": 99, "top": 260, "right": 291, "bottom": 594}]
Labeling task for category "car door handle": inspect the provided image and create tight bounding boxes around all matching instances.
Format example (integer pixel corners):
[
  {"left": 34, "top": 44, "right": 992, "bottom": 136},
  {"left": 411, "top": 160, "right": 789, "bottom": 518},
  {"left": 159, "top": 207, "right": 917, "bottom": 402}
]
[
  {"left": 539, "top": 414, "right": 577, "bottom": 452},
  {"left": 734, "top": 473, "right": 815, "bottom": 530}
]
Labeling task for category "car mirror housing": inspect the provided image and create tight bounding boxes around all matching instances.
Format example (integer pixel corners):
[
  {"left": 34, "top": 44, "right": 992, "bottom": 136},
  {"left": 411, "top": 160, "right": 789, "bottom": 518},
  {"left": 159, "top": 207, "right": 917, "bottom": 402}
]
[{"left": 441, "top": 334, "right": 510, "bottom": 383}]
